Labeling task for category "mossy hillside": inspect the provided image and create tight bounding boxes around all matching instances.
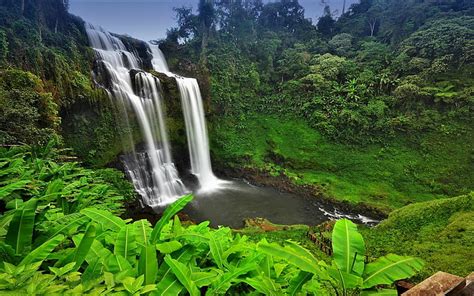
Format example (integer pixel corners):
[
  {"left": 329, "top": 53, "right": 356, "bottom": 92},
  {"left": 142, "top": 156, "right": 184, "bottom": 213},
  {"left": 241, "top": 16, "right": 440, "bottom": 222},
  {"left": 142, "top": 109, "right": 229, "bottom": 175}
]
[
  {"left": 210, "top": 114, "right": 474, "bottom": 212},
  {"left": 361, "top": 193, "right": 474, "bottom": 280}
]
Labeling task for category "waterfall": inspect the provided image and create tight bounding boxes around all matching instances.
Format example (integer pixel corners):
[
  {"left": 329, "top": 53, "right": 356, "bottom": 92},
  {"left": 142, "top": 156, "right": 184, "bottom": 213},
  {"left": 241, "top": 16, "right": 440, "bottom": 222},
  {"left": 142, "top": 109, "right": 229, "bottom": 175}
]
[
  {"left": 148, "top": 44, "right": 222, "bottom": 193},
  {"left": 85, "top": 24, "right": 186, "bottom": 206},
  {"left": 176, "top": 78, "right": 220, "bottom": 192},
  {"left": 149, "top": 43, "right": 170, "bottom": 73}
]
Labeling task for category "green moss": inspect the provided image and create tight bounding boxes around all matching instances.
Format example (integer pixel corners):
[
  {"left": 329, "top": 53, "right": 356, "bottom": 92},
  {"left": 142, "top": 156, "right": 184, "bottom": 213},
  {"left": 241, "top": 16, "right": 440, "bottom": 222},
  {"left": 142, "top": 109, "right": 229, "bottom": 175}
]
[
  {"left": 361, "top": 193, "right": 474, "bottom": 280},
  {"left": 210, "top": 114, "right": 473, "bottom": 211}
]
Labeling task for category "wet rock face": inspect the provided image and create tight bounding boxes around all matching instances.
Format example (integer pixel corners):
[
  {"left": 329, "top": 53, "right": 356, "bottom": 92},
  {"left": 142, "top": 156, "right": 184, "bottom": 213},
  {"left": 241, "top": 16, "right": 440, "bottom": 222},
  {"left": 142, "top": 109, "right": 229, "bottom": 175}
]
[{"left": 114, "top": 34, "right": 153, "bottom": 70}]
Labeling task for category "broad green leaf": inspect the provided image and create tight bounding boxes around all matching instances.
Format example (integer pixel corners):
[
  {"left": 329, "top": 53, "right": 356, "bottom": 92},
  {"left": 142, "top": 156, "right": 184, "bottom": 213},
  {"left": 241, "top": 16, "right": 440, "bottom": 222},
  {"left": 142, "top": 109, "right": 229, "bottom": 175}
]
[
  {"left": 81, "top": 208, "right": 125, "bottom": 232},
  {"left": 19, "top": 234, "right": 65, "bottom": 266},
  {"left": 287, "top": 271, "right": 313, "bottom": 296},
  {"left": 85, "top": 240, "right": 113, "bottom": 265},
  {"left": 191, "top": 270, "right": 220, "bottom": 287},
  {"left": 82, "top": 259, "right": 104, "bottom": 287},
  {"left": 209, "top": 232, "right": 225, "bottom": 268},
  {"left": 258, "top": 240, "right": 321, "bottom": 275},
  {"left": 259, "top": 254, "right": 273, "bottom": 278},
  {"left": 114, "top": 224, "right": 137, "bottom": 261},
  {"left": 0, "top": 212, "right": 14, "bottom": 236},
  {"left": 244, "top": 275, "right": 280, "bottom": 296},
  {"left": 207, "top": 258, "right": 257, "bottom": 295},
  {"left": 361, "top": 289, "right": 398, "bottom": 296},
  {"left": 156, "top": 241, "right": 183, "bottom": 254},
  {"left": 6, "top": 198, "right": 37, "bottom": 254},
  {"left": 138, "top": 245, "right": 158, "bottom": 285},
  {"left": 332, "top": 219, "right": 366, "bottom": 275},
  {"left": 0, "top": 180, "right": 30, "bottom": 200},
  {"left": 154, "top": 276, "right": 183, "bottom": 296},
  {"left": 327, "top": 266, "right": 363, "bottom": 291},
  {"left": 274, "top": 263, "right": 287, "bottom": 278},
  {"left": 164, "top": 255, "right": 200, "bottom": 296},
  {"left": 362, "top": 254, "right": 424, "bottom": 289},
  {"left": 156, "top": 246, "right": 195, "bottom": 294},
  {"left": 71, "top": 224, "right": 96, "bottom": 271},
  {"left": 6, "top": 199, "right": 23, "bottom": 210},
  {"left": 150, "top": 195, "right": 193, "bottom": 243},
  {"left": 39, "top": 213, "right": 89, "bottom": 244},
  {"left": 134, "top": 219, "right": 152, "bottom": 247},
  {"left": 105, "top": 254, "right": 133, "bottom": 275}
]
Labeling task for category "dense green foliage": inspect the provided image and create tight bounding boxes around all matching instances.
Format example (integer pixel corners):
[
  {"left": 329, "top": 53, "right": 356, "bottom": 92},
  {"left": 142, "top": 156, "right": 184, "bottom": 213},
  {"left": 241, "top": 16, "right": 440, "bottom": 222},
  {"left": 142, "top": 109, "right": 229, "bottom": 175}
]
[
  {"left": 0, "top": 141, "right": 134, "bottom": 214},
  {"left": 166, "top": 0, "right": 473, "bottom": 143},
  {"left": 164, "top": 0, "right": 474, "bottom": 212},
  {"left": 0, "top": 146, "right": 423, "bottom": 295}
]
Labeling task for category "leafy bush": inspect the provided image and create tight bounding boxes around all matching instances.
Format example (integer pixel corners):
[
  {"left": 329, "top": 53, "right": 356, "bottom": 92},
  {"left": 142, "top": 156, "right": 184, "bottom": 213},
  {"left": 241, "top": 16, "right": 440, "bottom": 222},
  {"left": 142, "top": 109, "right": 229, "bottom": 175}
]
[
  {"left": 0, "top": 141, "right": 133, "bottom": 213},
  {"left": 0, "top": 192, "right": 423, "bottom": 295},
  {"left": 0, "top": 69, "right": 60, "bottom": 145}
]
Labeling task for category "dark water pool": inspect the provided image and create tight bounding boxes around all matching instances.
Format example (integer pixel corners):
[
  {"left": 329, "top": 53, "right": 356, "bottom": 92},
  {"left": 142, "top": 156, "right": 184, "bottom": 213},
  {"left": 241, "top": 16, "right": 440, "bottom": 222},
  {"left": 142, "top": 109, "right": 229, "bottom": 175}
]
[{"left": 179, "top": 179, "right": 378, "bottom": 228}]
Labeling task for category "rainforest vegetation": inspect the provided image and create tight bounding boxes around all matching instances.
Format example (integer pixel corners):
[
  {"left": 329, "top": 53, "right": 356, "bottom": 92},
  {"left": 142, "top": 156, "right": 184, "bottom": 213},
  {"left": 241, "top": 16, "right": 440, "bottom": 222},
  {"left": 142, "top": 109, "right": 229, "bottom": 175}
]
[{"left": 0, "top": 0, "right": 472, "bottom": 295}]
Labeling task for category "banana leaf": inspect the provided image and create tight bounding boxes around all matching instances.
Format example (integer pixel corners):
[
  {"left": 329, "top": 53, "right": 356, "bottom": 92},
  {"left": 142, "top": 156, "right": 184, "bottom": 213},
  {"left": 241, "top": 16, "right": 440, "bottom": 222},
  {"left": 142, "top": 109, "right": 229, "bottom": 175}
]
[
  {"left": 6, "top": 198, "right": 37, "bottom": 254},
  {"left": 362, "top": 254, "right": 424, "bottom": 289},
  {"left": 332, "top": 219, "right": 365, "bottom": 276}
]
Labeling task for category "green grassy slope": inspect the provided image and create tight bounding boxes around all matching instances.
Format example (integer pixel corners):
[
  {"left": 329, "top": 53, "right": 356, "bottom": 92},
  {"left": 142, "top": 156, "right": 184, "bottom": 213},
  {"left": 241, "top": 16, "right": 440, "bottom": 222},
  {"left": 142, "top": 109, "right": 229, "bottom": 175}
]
[
  {"left": 210, "top": 114, "right": 473, "bottom": 212},
  {"left": 361, "top": 193, "right": 474, "bottom": 280}
]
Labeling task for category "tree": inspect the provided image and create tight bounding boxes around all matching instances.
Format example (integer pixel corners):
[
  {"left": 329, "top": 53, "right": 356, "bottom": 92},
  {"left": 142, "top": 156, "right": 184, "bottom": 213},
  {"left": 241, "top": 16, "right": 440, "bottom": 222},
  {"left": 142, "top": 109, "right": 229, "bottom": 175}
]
[{"left": 317, "top": 6, "right": 335, "bottom": 37}]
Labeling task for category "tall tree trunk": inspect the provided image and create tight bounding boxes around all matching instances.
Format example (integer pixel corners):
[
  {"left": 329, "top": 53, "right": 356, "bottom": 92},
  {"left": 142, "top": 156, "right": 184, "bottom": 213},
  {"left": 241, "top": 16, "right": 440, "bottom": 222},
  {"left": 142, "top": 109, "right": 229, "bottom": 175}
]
[
  {"left": 342, "top": 0, "right": 346, "bottom": 14},
  {"left": 199, "top": 22, "right": 209, "bottom": 65},
  {"left": 369, "top": 19, "right": 377, "bottom": 37},
  {"left": 20, "top": 0, "right": 25, "bottom": 15}
]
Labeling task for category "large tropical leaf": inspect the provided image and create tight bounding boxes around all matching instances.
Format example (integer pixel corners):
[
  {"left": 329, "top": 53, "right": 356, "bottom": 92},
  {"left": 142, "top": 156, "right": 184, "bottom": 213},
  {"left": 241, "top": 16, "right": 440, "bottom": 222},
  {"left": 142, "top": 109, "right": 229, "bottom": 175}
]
[
  {"left": 156, "top": 245, "right": 195, "bottom": 295},
  {"left": 138, "top": 244, "right": 158, "bottom": 285},
  {"left": 81, "top": 208, "right": 126, "bottom": 232},
  {"left": 361, "top": 289, "right": 398, "bottom": 296},
  {"left": 208, "top": 231, "right": 226, "bottom": 268},
  {"left": 362, "top": 254, "right": 424, "bottom": 289},
  {"left": 206, "top": 262, "right": 256, "bottom": 295},
  {"left": 156, "top": 241, "right": 183, "bottom": 254},
  {"left": 154, "top": 275, "right": 183, "bottom": 296},
  {"left": 287, "top": 271, "right": 313, "bottom": 296},
  {"left": 326, "top": 266, "right": 363, "bottom": 292},
  {"left": 105, "top": 254, "right": 134, "bottom": 275},
  {"left": 332, "top": 219, "right": 366, "bottom": 275},
  {"left": 71, "top": 224, "right": 96, "bottom": 271},
  {"left": 85, "top": 240, "right": 113, "bottom": 265},
  {"left": 258, "top": 241, "right": 322, "bottom": 275},
  {"left": 134, "top": 219, "right": 152, "bottom": 248},
  {"left": 150, "top": 195, "right": 193, "bottom": 243},
  {"left": 0, "top": 180, "right": 30, "bottom": 200},
  {"left": 191, "top": 270, "right": 220, "bottom": 287},
  {"left": 19, "top": 234, "right": 65, "bottom": 266},
  {"left": 163, "top": 255, "right": 200, "bottom": 296},
  {"left": 82, "top": 259, "right": 104, "bottom": 287},
  {"left": 114, "top": 224, "right": 137, "bottom": 262},
  {"left": 36, "top": 213, "right": 89, "bottom": 246},
  {"left": 244, "top": 275, "right": 280, "bottom": 296},
  {"left": 6, "top": 198, "right": 38, "bottom": 254}
]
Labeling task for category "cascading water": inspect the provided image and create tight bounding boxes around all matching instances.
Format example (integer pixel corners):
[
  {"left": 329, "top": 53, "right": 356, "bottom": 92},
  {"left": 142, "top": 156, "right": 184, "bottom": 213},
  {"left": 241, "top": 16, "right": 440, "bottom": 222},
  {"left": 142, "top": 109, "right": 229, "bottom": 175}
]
[
  {"left": 176, "top": 78, "right": 220, "bottom": 192},
  {"left": 85, "top": 24, "right": 186, "bottom": 206},
  {"left": 148, "top": 44, "right": 223, "bottom": 193},
  {"left": 149, "top": 43, "right": 170, "bottom": 73}
]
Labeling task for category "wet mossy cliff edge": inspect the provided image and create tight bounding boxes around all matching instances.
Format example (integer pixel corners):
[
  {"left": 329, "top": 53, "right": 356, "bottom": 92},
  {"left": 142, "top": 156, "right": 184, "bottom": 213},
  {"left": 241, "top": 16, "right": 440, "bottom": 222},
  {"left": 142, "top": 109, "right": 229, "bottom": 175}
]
[{"left": 63, "top": 34, "right": 202, "bottom": 171}]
